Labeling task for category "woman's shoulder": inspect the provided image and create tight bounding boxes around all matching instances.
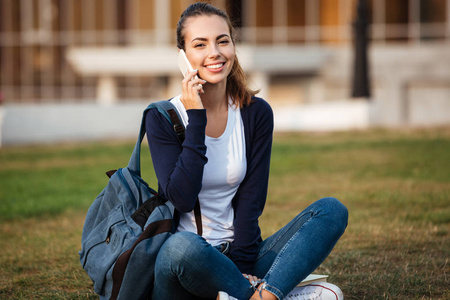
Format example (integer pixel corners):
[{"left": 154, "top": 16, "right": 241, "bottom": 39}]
[
  {"left": 249, "top": 96, "right": 271, "bottom": 108},
  {"left": 145, "top": 98, "right": 176, "bottom": 130},
  {"left": 242, "top": 96, "right": 273, "bottom": 118}
]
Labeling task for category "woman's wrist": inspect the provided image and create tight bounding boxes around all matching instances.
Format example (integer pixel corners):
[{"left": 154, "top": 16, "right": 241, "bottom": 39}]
[{"left": 182, "top": 102, "right": 204, "bottom": 110}]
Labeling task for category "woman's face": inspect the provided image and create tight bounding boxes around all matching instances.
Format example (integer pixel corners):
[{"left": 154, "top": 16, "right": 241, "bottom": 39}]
[{"left": 183, "top": 15, "right": 235, "bottom": 86}]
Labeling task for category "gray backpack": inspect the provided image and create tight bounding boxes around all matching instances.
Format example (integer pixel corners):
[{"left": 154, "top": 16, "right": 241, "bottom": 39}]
[{"left": 79, "top": 100, "right": 201, "bottom": 299}]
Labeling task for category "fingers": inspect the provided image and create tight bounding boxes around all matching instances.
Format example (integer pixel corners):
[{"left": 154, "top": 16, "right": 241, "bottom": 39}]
[
  {"left": 185, "top": 77, "right": 205, "bottom": 97},
  {"left": 182, "top": 70, "right": 203, "bottom": 91},
  {"left": 183, "top": 70, "right": 205, "bottom": 87},
  {"left": 184, "top": 69, "right": 204, "bottom": 81},
  {"left": 242, "top": 273, "right": 261, "bottom": 287},
  {"left": 180, "top": 70, "right": 206, "bottom": 109},
  {"left": 183, "top": 69, "right": 197, "bottom": 82}
]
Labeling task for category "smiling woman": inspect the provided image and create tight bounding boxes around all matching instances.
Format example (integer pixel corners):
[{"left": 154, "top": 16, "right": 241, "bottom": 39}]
[
  {"left": 144, "top": 3, "right": 347, "bottom": 300},
  {"left": 180, "top": 14, "right": 237, "bottom": 138},
  {"left": 183, "top": 17, "right": 234, "bottom": 85},
  {"left": 176, "top": 3, "right": 257, "bottom": 110}
]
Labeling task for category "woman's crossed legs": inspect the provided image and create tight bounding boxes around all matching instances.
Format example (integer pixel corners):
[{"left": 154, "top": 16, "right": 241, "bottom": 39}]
[{"left": 152, "top": 197, "right": 348, "bottom": 300}]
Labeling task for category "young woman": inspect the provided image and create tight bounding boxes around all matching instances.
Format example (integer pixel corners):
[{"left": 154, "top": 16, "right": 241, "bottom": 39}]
[{"left": 145, "top": 3, "right": 348, "bottom": 300}]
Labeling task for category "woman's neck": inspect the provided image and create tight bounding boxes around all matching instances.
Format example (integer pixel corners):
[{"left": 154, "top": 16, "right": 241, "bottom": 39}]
[
  {"left": 202, "top": 82, "right": 229, "bottom": 138},
  {"left": 201, "top": 81, "right": 228, "bottom": 113}
]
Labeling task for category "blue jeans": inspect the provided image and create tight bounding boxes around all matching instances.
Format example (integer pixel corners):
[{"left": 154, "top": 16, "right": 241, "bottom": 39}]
[{"left": 152, "top": 197, "right": 348, "bottom": 300}]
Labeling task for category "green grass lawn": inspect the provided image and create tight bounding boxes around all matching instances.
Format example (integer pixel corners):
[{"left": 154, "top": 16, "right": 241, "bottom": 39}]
[{"left": 1, "top": 127, "right": 449, "bottom": 299}]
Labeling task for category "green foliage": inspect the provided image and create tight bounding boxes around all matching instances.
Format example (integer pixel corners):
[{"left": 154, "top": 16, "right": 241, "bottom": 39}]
[{"left": 0, "top": 128, "right": 449, "bottom": 299}]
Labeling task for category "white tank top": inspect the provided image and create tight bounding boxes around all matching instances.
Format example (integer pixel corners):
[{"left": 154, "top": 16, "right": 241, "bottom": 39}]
[{"left": 171, "top": 96, "right": 247, "bottom": 246}]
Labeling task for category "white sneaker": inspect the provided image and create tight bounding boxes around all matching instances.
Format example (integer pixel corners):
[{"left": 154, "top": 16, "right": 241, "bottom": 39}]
[
  {"left": 285, "top": 282, "right": 344, "bottom": 300},
  {"left": 217, "top": 291, "right": 238, "bottom": 300}
]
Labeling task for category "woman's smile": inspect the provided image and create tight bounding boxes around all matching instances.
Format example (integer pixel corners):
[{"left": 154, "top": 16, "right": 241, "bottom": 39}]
[{"left": 204, "top": 62, "right": 226, "bottom": 72}]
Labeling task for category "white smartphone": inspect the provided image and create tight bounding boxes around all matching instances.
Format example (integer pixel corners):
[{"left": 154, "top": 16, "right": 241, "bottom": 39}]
[{"left": 178, "top": 49, "right": 198, "bottom": 80}]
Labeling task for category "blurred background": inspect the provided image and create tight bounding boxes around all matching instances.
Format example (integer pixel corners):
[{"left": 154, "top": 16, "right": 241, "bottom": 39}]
[{"left": 0, "top": 0, "right": 449, "bottom": 146}]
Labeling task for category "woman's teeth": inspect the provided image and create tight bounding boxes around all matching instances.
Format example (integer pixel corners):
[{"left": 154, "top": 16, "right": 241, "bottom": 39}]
[{"left": 206, "top": 63, "right": 224, "bottom": 69}]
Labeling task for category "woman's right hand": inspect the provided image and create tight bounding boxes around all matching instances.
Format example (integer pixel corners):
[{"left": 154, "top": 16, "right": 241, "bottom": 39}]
[{"left": 180, "top": 70, "right": 206, "bottom": 110}]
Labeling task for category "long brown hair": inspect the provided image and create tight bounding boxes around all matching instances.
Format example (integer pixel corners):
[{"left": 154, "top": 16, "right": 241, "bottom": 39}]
[{"left": 176, "top": 2, "right": 258, "bottom": 108}]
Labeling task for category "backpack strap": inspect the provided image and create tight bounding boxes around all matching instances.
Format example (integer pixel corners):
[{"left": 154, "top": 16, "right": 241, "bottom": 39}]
[
  {"left": 128, "top": 100, "right": 202, "bottom": 236},
  {"left": 168, "top": 108, "right": 185, "bottom": 143},
  {"left": 193, "top": 200, "right": 202, "bottom": 236},
  {"left": 152, "top": 100, "right": 185, "bottom": 143},
  {"left": 110, "top": 218, "right": 173, "bottom": 300},
  {"left": 127, "top": 100, "right": 182, "bottom": 176}
]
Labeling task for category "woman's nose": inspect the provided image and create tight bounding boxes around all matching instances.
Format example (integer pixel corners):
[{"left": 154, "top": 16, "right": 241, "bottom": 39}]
[{"left": 208, "top": 45, "right": 220, "bottom": 57}]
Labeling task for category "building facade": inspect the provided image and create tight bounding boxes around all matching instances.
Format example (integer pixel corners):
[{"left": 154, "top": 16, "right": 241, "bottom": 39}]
[{"left": 1, "top": 0, "right": 448, "bottom": 103}]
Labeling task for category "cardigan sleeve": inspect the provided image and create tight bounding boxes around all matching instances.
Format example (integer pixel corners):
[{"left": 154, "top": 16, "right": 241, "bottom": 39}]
[
  {"left": 229, "top": 98, "right": 274, "bottom": 273},
  {"left": 145, "top": 107, "right": 208, "bottom": 213}
]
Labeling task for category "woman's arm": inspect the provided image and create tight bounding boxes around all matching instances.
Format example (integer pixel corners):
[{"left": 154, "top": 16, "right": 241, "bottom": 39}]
[
  {"left": 145, "top": 107, "right": 208, "bottom": 212},
  {"left": 229, "top": 98, "right": 274, "bottom": 273}
]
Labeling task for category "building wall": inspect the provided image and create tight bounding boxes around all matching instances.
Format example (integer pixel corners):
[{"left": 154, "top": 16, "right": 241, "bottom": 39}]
[
  {"left": 1, "top": 0, "right": 449, "bottom": 103},
  {"left": 0, "top": 0, "right": 449, "bottom": 147}
]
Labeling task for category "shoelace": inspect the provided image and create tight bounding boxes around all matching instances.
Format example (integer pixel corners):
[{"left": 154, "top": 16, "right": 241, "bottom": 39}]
[
  {"left": 285, "top": 288, "right": 322, "bottom": 299},
  {"left": 253, "top": 281, "right": 324, "bottom": 300}
]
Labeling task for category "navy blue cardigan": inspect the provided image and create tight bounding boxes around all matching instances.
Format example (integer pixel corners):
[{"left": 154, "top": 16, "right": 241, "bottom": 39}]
[{"left": 145, "top": 96, "right": 273, "bottom": 273}]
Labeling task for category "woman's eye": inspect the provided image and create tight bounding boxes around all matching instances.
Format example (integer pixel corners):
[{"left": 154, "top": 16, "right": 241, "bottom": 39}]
[
  {"left": 219, "top": 40, "right": 230, "bottom": 45},
  {"left": 194, "top": 43, "right": 205, "bottom": 48}
]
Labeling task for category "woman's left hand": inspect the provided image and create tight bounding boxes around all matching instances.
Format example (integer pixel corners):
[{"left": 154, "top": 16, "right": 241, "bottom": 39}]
[{"left": 242, "top": 273, "right": 261, "bottom": 287}]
